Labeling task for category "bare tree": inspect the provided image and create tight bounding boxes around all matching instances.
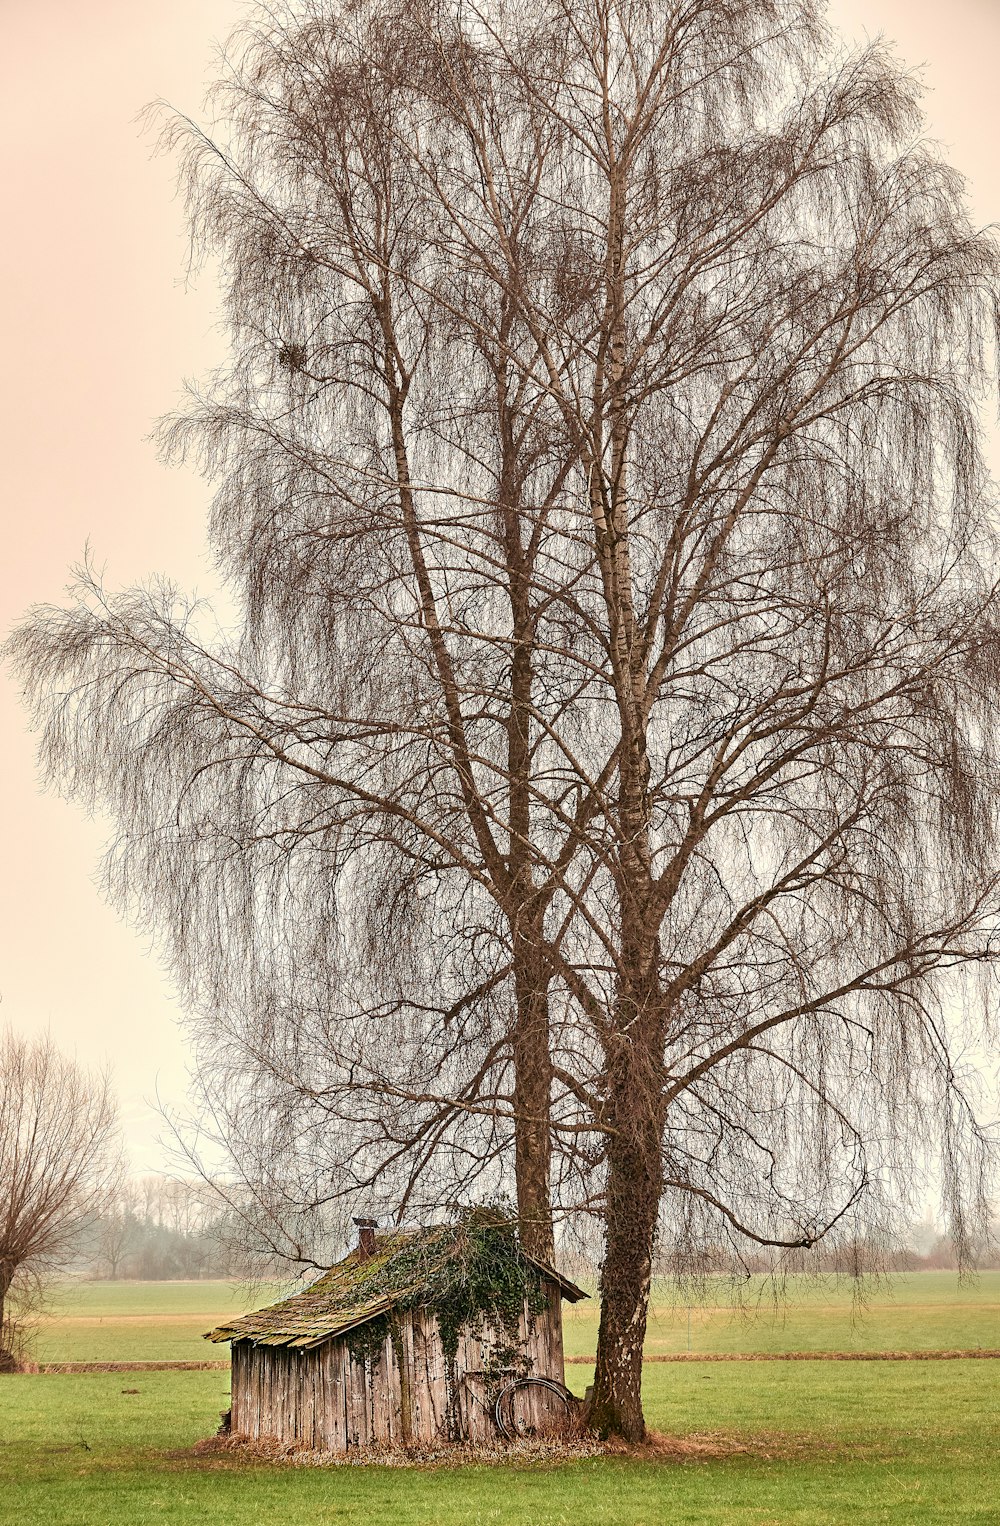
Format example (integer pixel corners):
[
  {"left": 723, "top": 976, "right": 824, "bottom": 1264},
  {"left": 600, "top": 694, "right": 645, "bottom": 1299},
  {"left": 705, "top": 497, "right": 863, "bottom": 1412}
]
[
  {"left": 9, "top": 0, "right": 1000, "bottom": 1438},
  {"left": 0, "top": 1030, "right": 122, "bottom": 1367},
  {"left": 97, "top": 1179, "right": 138, "bottom": 1280}
]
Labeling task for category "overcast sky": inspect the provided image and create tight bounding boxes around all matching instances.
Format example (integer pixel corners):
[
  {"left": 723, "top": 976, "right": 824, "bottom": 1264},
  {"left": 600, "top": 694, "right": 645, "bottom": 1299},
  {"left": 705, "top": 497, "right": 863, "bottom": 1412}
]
[{"left": 2, "top": 0, "right": 999, "bottom": 1171}]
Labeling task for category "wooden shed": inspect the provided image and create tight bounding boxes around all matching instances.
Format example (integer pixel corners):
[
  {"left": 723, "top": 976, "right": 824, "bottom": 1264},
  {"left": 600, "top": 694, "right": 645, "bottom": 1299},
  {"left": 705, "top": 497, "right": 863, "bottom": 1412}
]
[{"left": 205, "top": 1213, "right": 587, "bottom": 1451}]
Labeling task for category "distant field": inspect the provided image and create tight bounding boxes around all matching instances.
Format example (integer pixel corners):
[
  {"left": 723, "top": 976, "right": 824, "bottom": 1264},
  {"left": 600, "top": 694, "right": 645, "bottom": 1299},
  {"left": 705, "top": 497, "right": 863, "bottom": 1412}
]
[
  {"left": 32, "top": 1280, "right": 289, "bottom": 1364},
  {"left": 566, "top": 1269, "right": 1000, "bottom": 1359},
  {"left": 2, "top": 1273, "right": 995, "bottom": 1524},
  {"left": 32, "top": 1270, "right": 1000, "bottom": 1364}
]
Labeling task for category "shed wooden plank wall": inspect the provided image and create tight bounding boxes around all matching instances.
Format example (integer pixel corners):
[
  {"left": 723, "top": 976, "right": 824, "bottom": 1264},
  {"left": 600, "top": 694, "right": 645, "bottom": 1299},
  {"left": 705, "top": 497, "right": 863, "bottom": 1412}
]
[{"left": 230, "top": 1283, "right": 568, "bottom": 1451}]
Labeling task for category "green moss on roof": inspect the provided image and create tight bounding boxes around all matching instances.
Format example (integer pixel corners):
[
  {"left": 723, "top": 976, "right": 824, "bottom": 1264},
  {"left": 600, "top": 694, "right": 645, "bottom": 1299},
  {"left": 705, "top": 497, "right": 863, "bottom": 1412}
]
[{"left": 204, "top": 1211, "right": 586, "bottom": 1351}]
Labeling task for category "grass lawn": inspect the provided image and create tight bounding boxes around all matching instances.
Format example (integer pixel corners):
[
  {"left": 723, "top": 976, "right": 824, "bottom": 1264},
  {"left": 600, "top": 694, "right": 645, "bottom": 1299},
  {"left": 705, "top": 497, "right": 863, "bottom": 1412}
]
[
  {"left": 1, "top": 1274, "right": 995, "bottom": 1524},
  {"left": 1, "top": 1361, "right": 997, "bottom": 1524}
]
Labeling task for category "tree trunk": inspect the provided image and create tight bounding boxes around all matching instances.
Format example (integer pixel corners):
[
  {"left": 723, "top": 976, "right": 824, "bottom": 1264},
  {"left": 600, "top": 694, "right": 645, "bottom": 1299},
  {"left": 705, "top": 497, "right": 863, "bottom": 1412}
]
[
  {"left": 503, "top": 481, "right": 554, "bottom": 1265},
  {"left": 0, "top": 1267, "right": 14, "bottom": 1372},
  {"left": 512, "top": 940, "right": 554, "bottom": 1263},
  {"left": 587, "top": 1096, "right": 663, "bottom": 1440},
  {"left": 588, "top": 943, "right": 665, "bottom": 1440}
]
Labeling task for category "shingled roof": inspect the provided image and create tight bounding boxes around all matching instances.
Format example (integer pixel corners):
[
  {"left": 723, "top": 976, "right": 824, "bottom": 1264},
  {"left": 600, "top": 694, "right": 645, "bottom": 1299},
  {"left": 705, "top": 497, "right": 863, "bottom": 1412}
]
[{"left": 204, "top": 1220, "right": 587, "bottom": 1350}]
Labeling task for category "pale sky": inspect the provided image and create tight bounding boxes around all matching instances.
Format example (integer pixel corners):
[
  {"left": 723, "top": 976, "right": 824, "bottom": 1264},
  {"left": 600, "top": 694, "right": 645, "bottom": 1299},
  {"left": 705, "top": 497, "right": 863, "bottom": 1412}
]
[{"left": 2, "top": 0, "right": 999, "bottom": 1171}]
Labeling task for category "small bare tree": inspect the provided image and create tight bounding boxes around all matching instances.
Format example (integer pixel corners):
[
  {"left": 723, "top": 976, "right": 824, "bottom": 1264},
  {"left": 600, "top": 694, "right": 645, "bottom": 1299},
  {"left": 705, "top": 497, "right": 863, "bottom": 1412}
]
[{"left": 0, "top": 1030, "right": 122, "bottom": 1367}]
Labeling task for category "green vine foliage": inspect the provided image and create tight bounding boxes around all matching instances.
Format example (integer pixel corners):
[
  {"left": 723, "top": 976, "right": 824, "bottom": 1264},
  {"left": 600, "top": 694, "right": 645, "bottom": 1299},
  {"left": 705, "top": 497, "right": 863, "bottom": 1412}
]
[
  {"left": 345, "top": 1313, "right": 392, "bottom": 1367},
  {"left": 344, "top": 1207, "right": 547, "bottom": 1369}
]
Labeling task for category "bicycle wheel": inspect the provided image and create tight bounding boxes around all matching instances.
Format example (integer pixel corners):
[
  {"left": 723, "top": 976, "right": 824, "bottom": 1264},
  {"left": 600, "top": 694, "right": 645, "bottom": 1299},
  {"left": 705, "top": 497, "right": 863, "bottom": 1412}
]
[{"left": 494, "top": 1376, "right": 576, "bottom": 1438}]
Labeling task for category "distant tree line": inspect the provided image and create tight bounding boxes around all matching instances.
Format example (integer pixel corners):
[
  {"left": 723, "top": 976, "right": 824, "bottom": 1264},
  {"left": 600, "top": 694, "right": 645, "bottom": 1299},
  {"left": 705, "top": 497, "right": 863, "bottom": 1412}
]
[
  {"left": 74, "top": 1176, "right": 244, "bottom": 1282},
  {"left": 662, "top": 1230, "right": 1000, "bottom": 1278}
]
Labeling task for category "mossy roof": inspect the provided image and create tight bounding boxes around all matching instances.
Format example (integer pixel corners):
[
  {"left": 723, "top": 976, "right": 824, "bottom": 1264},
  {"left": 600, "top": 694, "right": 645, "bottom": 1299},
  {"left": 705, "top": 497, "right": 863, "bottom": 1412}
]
[{"left": 204, "top": 1222, "right": 587, "bottom": 1350}]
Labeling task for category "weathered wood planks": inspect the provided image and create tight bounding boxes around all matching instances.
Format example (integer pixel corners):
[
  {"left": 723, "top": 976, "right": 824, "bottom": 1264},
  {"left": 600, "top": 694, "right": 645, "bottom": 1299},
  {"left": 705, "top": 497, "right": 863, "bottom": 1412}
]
[{"left": 229, "top": 1285, "right": 569, "bottom": 1452}]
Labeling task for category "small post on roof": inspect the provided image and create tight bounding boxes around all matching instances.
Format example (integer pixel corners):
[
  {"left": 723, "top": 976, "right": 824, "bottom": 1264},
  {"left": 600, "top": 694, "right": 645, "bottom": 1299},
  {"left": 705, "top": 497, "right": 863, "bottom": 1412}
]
[{"left": 353, "top": 1217, "right": 378, "bottom": 1258}]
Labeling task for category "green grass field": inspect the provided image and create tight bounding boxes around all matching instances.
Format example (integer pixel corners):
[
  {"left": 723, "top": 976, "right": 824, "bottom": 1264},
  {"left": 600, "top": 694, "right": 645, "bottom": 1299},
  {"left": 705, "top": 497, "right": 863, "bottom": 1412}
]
[
  {"left": 29, "top": 1279, "right": 289, "bottom": 1364},
  {"left": 31, "top": 1270, "right": 1000, "bottom": 1363},
  {"left": 1, "top": 1274, "right": 998, "bottom": 1524},
  {"left": 567, "top": 1269, "right": 1000, "bottom": 1357}
]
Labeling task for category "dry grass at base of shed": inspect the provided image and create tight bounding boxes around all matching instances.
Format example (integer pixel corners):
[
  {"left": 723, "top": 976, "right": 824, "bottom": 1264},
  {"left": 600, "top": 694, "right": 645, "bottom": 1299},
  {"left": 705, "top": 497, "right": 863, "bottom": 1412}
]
[{"left": 190, "top": 1427, "right": 838, "bottom": 1469}]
